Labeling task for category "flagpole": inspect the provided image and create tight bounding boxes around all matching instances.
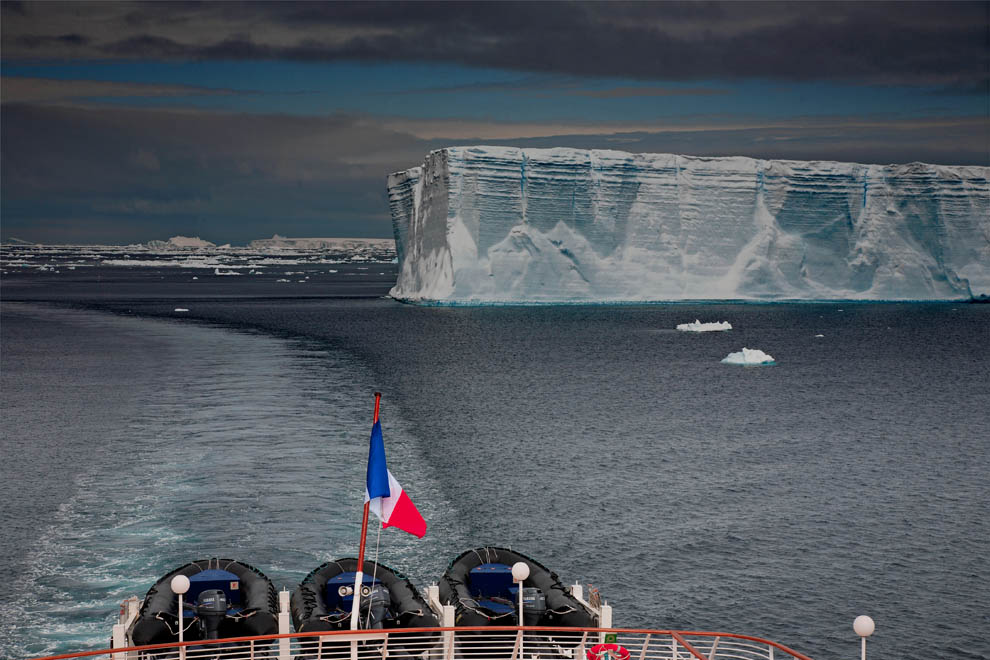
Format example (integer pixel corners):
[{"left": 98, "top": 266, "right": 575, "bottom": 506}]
[{"left": 350, "top": 392, "right": 382, "bottom": 630}]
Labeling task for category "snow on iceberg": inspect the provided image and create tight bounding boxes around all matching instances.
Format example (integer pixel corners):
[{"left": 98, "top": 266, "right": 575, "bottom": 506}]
[
  {"left": 387, "top": 146, "right": 989, "bottom": 304},
  {"left": 722, "top": 348, "right": 776, "bottom": 365},
  {"left": 146, "top": 236, "right": 216, "bottom": 250},
  {"left": 677, "top": 320, "right": 732, "bottom": 332}
]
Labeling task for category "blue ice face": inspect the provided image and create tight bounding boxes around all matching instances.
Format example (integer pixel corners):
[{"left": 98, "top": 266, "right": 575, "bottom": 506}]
[{"left": 389, "top": 147, "right": 989, "bottom": 303}]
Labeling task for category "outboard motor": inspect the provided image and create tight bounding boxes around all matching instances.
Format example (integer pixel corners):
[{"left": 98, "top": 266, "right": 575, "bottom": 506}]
[
  {"left": 520, "top": 587, "right": 546, "bottom": 626},
  {"left": 196, "top": 589, "right": 228, "bottom": 639},
  {"left": 358, "top": 584, "right": 391, "bottom": 629}
]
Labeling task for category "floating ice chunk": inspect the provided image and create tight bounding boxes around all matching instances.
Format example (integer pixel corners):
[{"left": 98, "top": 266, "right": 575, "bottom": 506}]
[
  {"left": 677, "top": 320, "right": 732, "bottom": 332},
  {"left": 214, "top": 268, "right": 241, "bottom": 276},
  {"left": 722, "top": 348, "right": 776, "bottom": 365},
  {"left": 815, "top": 334, "right": 824, "bottom": 338},
  {"left": 174, "top": 308, "right": 189, "bottom": 312},
  {"left": 192, "top": 276, "right": 198, "bottom": 280},
  {"left": 276, "top": 278, "right": 290, "bottom": 282}
]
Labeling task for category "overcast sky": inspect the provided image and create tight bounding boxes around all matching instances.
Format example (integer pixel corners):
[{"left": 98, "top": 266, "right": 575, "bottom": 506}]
[{"left": 2, "top": 0, "right": 987, "bottom": 244}]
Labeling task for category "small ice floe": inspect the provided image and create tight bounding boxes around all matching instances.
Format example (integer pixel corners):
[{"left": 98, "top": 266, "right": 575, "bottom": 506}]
[
  {"left": 214, "top": 268, "right": 241, "bottom": 276},
  {"left": 677, "top": 320, "right": 732, "bottom": 332},
  {"left": 174, "top": 308, "right": 189, "bottom": 312},
  {"left": 815, "top": 334, "right": 824, "bottom": 338},
  {"left": 722, "top": 348, "right": 776, "bottom": 366},
  {"left": 276, "top": 278, "right": 290, "bottom": 282},
  {"left": 192, "top": 276, "right": 198, "bottom": 280}
]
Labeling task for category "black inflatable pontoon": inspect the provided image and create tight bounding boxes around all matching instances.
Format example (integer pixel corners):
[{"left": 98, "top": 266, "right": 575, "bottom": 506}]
[
  {"left": 291, "top": 558, "right": 439, "bottom": 632},
  {"left": 130, "top": 558, "right": 279, "bottom": 647},
  {"left": 439, "top": 547, "right": 595, "bottom": 628}
]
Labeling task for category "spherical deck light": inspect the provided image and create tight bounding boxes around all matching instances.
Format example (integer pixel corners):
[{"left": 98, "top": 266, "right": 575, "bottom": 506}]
[
  {"left": 853, "top": 615, "right": 875, "bottom": 637},
  {"left": 511, "top": 562, "right": 530, "bottom": 583},
  {"left": 171, "top": 574, "right": 190, "bottom": 595},
  {"left": 171, "top": 574, "right": 191, "bottom": 660},
  {"left": 853, "top": 615, "right": 875, "bottom": 660}
]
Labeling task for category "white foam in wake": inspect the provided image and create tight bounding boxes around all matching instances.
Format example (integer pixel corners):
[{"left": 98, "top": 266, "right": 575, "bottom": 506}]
[
  {"left": 677, "top": 320, "right": 732, "bottom": 332},
  {"left": 722, "top": 348, "right": 776, "bottom": 365}
]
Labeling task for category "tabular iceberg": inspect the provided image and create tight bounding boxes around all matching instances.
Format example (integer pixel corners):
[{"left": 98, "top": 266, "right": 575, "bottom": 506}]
[
  {"left": 677, "top": 320, "right": 732, "bottom": 332},
  {"left": 387, "top": 146, "right": 989, "bottom": 303}
]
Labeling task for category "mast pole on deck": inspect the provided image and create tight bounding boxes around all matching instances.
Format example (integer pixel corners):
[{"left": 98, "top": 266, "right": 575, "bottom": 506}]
[{"left": 350, "top": 392, "right": 382, "bottom": 630}]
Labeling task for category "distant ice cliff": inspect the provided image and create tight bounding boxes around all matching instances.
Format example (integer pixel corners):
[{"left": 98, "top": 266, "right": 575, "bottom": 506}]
[
  {"left": 248, "top": 235, "right": 395, "bottom": 251},
  {"left": 146, "top": 236, "right": 216, "bottom": 250},
  {"left": 387, "top": 146, "right": 989, "bottom": 303}
]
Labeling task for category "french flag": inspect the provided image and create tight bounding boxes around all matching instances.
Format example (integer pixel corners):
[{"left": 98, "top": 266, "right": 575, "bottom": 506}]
[{"left": 364, "top": 420, "right": 427, "bottom": 538}]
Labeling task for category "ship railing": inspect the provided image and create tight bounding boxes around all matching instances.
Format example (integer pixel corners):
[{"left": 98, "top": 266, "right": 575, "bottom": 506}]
[{"left": 31, "top": 626, "right": 812, "bottom": 660}]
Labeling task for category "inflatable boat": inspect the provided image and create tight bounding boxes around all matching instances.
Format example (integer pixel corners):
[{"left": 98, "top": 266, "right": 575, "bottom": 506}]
[
  {"left": 290, "top": 558, "right": 439, "bottom": 632},
  {"left": 129, "top": 558, "right": 279, "bottom": 646},
  {"left": 439, "top": 547, "right": 595, "bottom": 628}
]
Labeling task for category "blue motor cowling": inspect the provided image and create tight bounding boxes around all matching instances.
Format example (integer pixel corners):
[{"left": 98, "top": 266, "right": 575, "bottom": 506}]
[{"left": 196, "top": 589, "right": 228, "bottom": 639}]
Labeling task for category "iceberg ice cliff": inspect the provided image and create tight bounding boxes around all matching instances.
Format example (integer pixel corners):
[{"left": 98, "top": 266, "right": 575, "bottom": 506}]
[{"left": 387, "top": 146, "right": 989, "bottom": 303}]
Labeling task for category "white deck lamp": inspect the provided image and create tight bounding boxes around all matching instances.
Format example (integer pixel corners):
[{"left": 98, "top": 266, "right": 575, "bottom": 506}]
[
  {"left": 171, "top": 575, "right": 190, "bottom": 660},
  {"left": 853, "top": 615, "right": 875, "bottom": 660},
  {"left": 512, "top": 562, "right": 530, "bottom": 659}
]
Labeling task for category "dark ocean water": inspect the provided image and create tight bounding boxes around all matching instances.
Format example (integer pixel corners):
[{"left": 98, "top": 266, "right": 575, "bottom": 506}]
[{"left": 2, "top": 267, "right": 989, "bottom": 660}]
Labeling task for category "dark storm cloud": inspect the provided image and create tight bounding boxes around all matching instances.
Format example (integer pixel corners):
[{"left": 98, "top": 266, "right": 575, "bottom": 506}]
[
  {"left": 12, "top": 32, "right": 88, "bottom": 48},
  {"left": 0, "top": 102, "right": 438, "bottom": 243},
  {"left": 3, "top": 1, "right": 986, "bottom": 88},
  {"left": 1, "top": 76, "right": 244, "bottom": 103},
  {"left": 4, "top": 97, "right": 985, "bottom": 239}
]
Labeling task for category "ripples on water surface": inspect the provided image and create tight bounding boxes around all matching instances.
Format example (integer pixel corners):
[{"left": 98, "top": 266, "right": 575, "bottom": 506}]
[{"left": 2, "top": 278, "right": 989, "bottom": 660}]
